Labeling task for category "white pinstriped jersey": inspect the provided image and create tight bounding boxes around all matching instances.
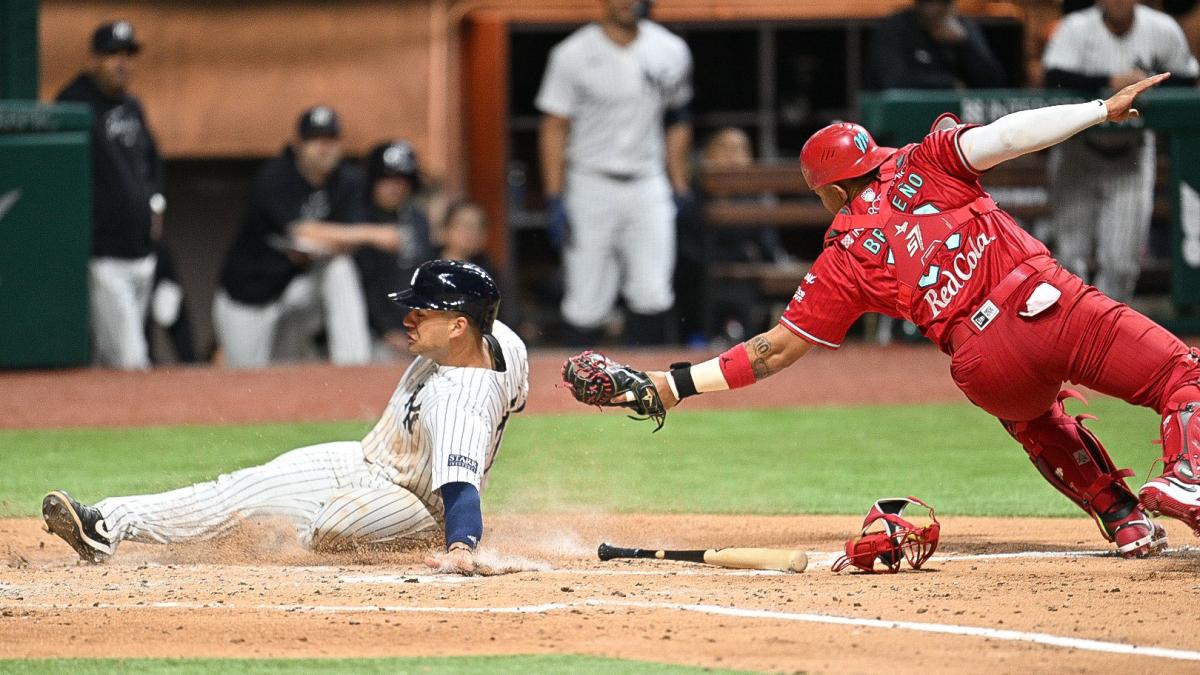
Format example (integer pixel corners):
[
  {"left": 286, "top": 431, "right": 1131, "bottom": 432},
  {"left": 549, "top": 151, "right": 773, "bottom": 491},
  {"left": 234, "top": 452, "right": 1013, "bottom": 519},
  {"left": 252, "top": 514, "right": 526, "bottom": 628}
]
[
  {"left": 536, "top": 20, "right": 692, "bottom": 177},
  {"left": 360, "top": 321, "right": 528, "bottom": 517},
  {"left": 1042, "top": 5, "right": 1198, "bottom": 81}
]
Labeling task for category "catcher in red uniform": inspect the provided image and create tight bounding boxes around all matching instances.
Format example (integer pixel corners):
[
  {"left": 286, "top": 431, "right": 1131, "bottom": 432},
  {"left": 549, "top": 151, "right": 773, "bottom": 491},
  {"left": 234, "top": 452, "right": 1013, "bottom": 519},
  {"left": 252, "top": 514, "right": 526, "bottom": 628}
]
[{"left": 564, "top": 72, "right": 1200, "bottom": 558}]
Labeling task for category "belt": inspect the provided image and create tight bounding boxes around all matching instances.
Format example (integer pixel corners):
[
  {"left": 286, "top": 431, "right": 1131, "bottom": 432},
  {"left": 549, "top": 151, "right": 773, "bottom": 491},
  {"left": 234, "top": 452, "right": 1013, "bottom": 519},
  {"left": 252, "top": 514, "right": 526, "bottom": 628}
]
[
  {"left": 596, "top": 170, "right": 641, "bottom": 182},
  {"left": 945, "top": 256, "right": 1049, "bottom": 354}
]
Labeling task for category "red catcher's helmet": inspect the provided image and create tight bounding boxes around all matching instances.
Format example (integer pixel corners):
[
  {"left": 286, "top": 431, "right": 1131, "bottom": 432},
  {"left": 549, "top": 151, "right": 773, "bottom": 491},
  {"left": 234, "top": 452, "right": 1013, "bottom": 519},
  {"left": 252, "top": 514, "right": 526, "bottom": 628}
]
[{"left": 800, "top": 122, "right": 896, "bottom": 190}]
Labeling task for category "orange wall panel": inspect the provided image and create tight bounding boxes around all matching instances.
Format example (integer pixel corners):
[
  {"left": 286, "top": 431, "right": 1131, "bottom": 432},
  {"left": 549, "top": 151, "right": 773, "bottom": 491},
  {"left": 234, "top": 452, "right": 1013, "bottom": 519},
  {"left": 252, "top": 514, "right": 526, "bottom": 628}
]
[{"left": 41, "top": 1, "right": 438, "bottom": 165}]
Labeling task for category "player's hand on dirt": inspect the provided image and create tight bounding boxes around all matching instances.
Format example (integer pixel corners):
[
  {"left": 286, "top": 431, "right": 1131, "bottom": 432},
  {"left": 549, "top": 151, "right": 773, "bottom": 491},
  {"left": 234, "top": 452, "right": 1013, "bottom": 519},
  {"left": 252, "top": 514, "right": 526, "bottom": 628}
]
[
  {"left": 648, "top": 371, "right": 679, "bottom": 409},
  {"left": 1105, "top": 72, "right": 1169, "bottom": 122},
  {"left": 425, "top": 544, "right": 476, "bottom": 575}
]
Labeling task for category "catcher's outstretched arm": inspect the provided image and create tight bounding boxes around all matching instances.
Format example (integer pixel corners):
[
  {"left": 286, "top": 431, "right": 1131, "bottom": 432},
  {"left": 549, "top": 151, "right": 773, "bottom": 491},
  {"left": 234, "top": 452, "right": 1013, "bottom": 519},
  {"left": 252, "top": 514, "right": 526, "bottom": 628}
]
[
  {"left": 958, "top": 72, "right": 1169, "bottom": 172},
  {"left": 651, "top": 324, "right": 812, "bottom": 408}
]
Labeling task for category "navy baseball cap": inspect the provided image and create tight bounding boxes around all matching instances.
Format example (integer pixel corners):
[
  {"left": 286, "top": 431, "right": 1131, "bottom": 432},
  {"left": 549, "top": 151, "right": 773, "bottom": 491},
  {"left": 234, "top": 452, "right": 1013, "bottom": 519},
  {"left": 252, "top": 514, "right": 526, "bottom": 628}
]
[
  {"left": 368, "top": 140, "right": 422, "bottom": 188},
  {"left": 298, "top": 106, "right": 341, "bottom": 140},
  {"left": 91, "top": 20, "right": 141, "bottom": 55}
]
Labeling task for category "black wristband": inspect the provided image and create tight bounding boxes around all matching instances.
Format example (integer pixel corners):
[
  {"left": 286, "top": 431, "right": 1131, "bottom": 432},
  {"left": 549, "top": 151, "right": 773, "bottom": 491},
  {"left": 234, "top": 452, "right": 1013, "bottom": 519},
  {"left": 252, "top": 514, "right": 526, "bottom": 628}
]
[{"left": 669, "top": 361, "right": 699, "bottom": 399}]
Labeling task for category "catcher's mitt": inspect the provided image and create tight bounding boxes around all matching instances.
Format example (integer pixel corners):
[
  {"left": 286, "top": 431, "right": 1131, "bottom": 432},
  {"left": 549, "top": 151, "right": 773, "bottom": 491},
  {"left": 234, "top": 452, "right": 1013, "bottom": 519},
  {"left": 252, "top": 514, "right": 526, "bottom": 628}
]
[{"left": 561, "top": 350, "right": 667, "bottom": 431}]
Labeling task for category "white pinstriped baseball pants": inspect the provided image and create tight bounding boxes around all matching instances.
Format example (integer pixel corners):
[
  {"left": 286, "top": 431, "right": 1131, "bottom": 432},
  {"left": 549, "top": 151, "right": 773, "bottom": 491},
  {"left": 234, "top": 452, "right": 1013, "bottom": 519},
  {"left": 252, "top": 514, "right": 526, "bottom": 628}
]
[
  {"left": 1047, "top": 136, "right": 1156, "bottom": 303},
  {"left": 561, "top": 170, "right": 676, "bottom": 329},
  {"left": 89, "top": 254, "right": 156, "bottom": 370},
  {"left": 95, "top": 441, "right": 437, "bottom": 551},
  {"left": 213, "top": 254, "right": 372, "bottom": 368}
]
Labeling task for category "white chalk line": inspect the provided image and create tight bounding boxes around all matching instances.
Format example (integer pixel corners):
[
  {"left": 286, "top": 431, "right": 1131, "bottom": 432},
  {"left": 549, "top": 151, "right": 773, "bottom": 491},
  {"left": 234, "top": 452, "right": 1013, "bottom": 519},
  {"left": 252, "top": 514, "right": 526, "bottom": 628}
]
[
  {"left": 4, "top": 597, "right": 1198, "bottom": 662},
  {"left": 339, "top": 547, "right": 1188, "bottom": 584},
  {"left": 338, "top": 569, "right": 786, "bottom": 584}
]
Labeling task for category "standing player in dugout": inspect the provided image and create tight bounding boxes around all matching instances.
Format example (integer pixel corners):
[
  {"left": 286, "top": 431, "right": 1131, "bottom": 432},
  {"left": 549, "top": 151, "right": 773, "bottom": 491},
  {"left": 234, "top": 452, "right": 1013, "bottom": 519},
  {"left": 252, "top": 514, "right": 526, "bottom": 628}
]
[{"left": 566, "top": 73, "right": 1200, "bottom": 558}]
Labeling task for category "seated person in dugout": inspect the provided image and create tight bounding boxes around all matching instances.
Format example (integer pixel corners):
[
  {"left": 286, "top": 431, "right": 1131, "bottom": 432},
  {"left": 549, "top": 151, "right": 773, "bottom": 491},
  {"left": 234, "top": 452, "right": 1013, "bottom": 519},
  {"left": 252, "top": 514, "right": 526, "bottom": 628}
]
[
  {"left": 354, "top": 139, "right": 434, "bottom": 361},
  {"left": 44, "top": 261, "right": 527, "bottom": 575},
  {"left": 214, "top": 106, "right": 395, "bottom": 368},
  {"left": 438, "top": 200, "right": 499, "bottom": 282}
]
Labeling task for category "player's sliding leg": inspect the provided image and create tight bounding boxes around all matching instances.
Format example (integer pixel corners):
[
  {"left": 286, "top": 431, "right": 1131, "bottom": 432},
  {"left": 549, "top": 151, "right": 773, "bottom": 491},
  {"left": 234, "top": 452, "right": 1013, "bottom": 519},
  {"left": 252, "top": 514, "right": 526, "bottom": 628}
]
[
  {"left": 307, "top": 485, "right": 437, "bottom": 551},
  {"left": 1001, "top": 390, "right": 1166, "bottom": 558},
  {"left": 46, "top": 441, "right": 365, "bottom": 560}
]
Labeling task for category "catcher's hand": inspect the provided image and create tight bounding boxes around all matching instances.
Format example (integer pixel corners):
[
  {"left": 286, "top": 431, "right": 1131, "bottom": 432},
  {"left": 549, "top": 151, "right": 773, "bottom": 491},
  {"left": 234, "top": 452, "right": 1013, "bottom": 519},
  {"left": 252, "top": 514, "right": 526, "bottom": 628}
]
[
  {"left": 561, "top": 350, "right": 668, "bottom": 431},
  {"left": 1104, "top": 72, "right": 1169, "bottom": 122}
]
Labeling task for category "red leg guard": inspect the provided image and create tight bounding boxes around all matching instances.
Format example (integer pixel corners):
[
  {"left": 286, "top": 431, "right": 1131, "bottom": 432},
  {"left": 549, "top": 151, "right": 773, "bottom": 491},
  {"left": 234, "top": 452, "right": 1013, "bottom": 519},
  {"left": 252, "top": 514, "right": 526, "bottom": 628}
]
[
  {"left": 1160, "top": 376, "right": 1200, "bottom": 482},
  {"left": 1001, "top": 389, "right": 1140, "bottom": 543},
  {"left": 1139, "top": 387, "right": 1200, "bottom": 536}
]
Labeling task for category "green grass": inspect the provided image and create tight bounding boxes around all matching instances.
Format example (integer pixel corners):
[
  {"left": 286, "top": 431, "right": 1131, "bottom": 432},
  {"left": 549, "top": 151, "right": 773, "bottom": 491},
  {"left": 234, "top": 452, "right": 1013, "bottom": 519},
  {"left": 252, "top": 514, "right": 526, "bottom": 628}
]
[
  {"left": 0, "top": 398, "right": 1163, "bottom": 519},
  {"left": 0, "top": 656, "right": 749, "bottom": 674}
]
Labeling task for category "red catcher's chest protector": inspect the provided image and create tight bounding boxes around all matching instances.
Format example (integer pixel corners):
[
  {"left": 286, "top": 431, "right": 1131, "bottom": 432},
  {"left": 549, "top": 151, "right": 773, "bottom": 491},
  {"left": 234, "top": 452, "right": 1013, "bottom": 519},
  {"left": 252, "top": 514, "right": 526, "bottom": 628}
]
[{"left": 825, "top": 149, "right": 998, "bottom": 321}]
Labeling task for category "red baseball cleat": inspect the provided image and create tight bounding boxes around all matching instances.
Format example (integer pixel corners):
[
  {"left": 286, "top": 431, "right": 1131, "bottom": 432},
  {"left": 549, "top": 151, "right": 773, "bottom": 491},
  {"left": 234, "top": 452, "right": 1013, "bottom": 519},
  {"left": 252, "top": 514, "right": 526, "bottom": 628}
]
[
  {"left": 1103, "top": 506, "right": 1169, "bottom": 558},
  {"left": 1140, "top": 471, "right": 1200, "bottom": 536}
]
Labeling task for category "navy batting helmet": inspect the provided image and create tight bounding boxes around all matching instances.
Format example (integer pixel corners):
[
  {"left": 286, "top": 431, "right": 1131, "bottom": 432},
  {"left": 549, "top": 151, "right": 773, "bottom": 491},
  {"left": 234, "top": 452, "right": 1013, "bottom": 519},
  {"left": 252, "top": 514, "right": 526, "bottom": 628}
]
[{"left": 389, "top": 259, "right": 500, "bottom": 334}]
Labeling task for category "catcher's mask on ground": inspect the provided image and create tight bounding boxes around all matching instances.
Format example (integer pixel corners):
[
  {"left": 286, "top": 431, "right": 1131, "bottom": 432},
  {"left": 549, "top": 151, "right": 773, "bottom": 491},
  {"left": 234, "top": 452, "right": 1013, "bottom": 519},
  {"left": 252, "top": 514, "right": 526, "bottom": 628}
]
[{"left": 832, "top": 497, "right": 940, "bottom": 574}]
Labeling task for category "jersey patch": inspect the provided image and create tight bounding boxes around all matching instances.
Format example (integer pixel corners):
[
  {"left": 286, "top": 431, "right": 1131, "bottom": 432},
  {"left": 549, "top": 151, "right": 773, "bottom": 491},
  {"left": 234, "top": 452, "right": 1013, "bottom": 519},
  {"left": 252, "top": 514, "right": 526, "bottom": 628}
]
[{"left": 448, "top": 454, "right": 479, "bottom": 474}]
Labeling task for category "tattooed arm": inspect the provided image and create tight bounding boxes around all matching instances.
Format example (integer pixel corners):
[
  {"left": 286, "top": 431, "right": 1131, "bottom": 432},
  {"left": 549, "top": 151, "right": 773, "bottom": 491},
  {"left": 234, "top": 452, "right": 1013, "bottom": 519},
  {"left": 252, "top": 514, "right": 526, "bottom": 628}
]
[
  {"left": 649, "top": 324, "right": 813, "bottom": 408},
  {"left": 745, "top": 324, "right": 814, "bottom": 380}
]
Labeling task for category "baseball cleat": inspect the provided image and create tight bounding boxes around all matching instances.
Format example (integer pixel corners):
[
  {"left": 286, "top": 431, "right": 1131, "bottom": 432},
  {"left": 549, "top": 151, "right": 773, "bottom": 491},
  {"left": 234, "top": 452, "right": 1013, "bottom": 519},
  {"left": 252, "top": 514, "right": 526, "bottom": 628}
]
[
  {"left": 41, "top": 490, "right": 114, "bottom": 563},
  {"left": 1140, "top": 474, "right": 1200, "bottom": 536},
  {"left": 1104, "top": 507, "right": 1168, "bottom": 558}
]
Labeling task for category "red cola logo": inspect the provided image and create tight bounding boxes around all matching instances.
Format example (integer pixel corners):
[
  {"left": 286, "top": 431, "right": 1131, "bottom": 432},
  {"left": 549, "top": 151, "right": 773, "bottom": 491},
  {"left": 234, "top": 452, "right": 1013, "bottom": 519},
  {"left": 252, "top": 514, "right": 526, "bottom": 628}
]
[{"left": 921, "top": 232, "right": 996, "bottom": 318}]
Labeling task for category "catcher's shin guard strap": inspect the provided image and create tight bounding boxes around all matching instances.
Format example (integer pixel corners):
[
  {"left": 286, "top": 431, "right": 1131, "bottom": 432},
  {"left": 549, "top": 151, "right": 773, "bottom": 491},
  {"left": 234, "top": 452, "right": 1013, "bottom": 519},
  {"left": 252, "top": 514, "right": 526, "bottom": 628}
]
[{"left": 717, "top": 343, "right": 756, "bottom": 389}]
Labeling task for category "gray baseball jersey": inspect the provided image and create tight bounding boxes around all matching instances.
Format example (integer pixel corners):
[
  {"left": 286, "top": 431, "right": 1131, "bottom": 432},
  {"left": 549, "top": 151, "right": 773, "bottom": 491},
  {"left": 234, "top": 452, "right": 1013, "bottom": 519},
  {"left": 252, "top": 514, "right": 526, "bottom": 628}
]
[
  {"left": 1042, "top": 6, "right": 1198, "bottom": 81},
  {"left": 536, "top": 20, "right": 692, "bottom": 328},
  {"left": 536, "top": 20, "right": 692, "bottom": 177},
  {"left": 93, "top": 321, "right": 527, "bottom": 552}
]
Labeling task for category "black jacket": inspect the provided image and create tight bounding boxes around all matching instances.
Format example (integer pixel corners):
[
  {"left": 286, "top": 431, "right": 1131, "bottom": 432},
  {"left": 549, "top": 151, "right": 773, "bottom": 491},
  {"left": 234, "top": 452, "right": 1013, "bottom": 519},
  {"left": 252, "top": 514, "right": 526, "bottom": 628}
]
[
  {"left": 220, "top": 147, "right": 367, "bottom": 305},
  {"left": 56, "top": 72, "right": 162, "bottom": 259},
  {"left": 867, "top": 9, "right": 1006, "bottom": 90},
  {"left": 354, "top": 201, "right": 432, "bottom": 336}
]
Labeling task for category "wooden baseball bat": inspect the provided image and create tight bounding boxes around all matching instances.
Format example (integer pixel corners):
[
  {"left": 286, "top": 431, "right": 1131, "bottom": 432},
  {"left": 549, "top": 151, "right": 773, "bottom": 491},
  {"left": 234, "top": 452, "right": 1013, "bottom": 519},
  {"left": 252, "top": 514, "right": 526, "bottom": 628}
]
[{"left": 597, "top": 542, "right": 807, "bottom": 572}]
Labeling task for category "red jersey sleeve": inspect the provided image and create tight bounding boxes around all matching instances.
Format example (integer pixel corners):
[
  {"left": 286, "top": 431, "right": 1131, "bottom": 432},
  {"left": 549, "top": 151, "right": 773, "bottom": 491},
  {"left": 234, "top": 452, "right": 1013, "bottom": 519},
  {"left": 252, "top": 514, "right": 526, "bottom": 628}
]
[
  {"left": 909, "top": 125, "right": 983, "bottom": 182},
  {"left": 779, "top": 246, "right": 872, "bottom": 349}
]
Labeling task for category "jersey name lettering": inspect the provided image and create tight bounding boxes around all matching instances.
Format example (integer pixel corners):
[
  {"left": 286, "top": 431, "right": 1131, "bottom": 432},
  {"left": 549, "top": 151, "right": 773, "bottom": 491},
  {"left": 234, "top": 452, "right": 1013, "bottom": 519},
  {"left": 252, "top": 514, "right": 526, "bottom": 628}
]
[{"left": 889, "top": 171, "right": 926, "bottom": 213}]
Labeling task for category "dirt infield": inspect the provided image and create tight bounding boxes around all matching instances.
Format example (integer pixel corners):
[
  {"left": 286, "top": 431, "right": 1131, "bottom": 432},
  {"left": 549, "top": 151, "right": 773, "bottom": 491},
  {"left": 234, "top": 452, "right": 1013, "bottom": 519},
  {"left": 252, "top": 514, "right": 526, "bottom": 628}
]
[
  {"left": 4, "top": 514, "right": 1200, "bottom": 672},
  {"left": 5, "top": 345, "right": 1200, "bottom": 672}
]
